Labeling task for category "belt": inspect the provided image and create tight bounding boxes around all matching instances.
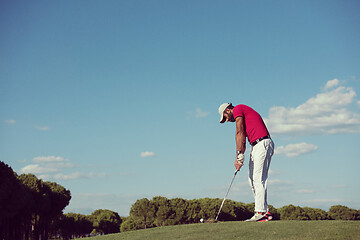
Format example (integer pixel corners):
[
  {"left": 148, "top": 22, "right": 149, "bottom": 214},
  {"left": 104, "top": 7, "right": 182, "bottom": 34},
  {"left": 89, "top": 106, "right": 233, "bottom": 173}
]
[{"left": 250, "top": 136, "right": 270, "bottom": 146}]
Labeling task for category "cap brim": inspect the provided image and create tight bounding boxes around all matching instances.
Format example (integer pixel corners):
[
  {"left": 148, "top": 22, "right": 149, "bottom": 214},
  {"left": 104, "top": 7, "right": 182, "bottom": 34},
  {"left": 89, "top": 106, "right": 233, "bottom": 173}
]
[{"left": 219, "top": 115, "right": 226, "bottom": 123}]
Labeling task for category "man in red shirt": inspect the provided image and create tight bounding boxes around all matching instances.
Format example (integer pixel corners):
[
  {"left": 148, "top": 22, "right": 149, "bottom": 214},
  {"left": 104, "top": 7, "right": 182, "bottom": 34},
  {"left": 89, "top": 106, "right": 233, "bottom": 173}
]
[{"left": 219, "top": 103, "right": 274, "bottom": 222}]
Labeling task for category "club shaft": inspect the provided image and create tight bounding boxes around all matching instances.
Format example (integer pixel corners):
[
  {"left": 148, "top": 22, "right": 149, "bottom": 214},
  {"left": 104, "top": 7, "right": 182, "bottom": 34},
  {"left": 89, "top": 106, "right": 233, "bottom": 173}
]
[{"left": 215, "top": 170, "right": 238, "bottom": 221}]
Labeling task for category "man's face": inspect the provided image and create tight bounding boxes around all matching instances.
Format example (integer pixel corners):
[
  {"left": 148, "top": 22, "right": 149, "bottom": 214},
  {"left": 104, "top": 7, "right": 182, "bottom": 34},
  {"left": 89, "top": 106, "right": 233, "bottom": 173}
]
[{"left": 223, "top": 109, "right": 235, "bottom": 122}]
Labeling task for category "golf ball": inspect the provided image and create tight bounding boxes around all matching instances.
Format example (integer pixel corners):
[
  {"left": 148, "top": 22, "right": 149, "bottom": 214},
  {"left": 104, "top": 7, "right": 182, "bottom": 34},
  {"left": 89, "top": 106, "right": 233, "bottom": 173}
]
[{"left": 200, "top": 218, "right": 204, "bottom": 223}]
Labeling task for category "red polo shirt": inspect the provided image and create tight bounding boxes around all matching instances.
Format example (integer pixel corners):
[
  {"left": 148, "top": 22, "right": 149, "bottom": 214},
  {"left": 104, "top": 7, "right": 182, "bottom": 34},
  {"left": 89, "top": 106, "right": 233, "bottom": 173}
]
[{"left": 233, "top": 104, "right": 269, "bottom": 144}]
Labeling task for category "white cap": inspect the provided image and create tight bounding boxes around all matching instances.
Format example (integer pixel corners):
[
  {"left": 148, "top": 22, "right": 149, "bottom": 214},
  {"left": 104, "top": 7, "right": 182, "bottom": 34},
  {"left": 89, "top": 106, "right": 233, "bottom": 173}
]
[{"left": 218, "top": 103, "right": 231, "bottom": 123}]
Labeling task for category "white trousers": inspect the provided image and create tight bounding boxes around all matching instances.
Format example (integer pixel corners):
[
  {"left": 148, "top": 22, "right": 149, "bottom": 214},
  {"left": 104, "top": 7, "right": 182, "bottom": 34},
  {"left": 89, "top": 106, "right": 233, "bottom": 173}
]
[{"left": 248, "top": 138, "right": 274, "bottom": 212}]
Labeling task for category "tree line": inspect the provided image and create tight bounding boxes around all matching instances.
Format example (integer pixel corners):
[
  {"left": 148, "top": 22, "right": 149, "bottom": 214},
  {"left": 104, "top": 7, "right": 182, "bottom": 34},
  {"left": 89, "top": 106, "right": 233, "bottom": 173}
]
[
  {"left": 0, "top": 161, "right": 71, "bottom": 239},
  {"left": 1, "top": 160, "right": 359, "bottom": 239},
  {"left": 122, "top": 196, "right": 360, "bottom": 231},
  {"left": 1, "top": 161, "right": 124, "bottom": 239}
]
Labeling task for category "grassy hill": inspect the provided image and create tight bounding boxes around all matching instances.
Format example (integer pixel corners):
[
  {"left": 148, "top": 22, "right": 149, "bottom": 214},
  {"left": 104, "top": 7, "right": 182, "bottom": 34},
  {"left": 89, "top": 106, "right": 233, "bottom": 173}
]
[{"left": 80, "top": 220, "right": 360, "bottom": 240}]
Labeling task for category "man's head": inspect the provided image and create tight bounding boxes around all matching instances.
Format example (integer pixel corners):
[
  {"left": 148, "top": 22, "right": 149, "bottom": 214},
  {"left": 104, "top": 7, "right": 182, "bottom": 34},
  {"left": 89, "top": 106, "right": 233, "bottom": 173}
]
[{"left": 219, "top": 103, "right": 235, "bottom": 123}]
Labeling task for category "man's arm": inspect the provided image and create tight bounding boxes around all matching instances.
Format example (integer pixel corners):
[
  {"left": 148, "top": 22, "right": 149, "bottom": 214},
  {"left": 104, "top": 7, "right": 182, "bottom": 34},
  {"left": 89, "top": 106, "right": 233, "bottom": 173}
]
[
  {"left": 234, "top": 116, "right": 246, "bottom": 171},
  {"left": 235, "top": 116, "right": 246, "bottom": 153}
]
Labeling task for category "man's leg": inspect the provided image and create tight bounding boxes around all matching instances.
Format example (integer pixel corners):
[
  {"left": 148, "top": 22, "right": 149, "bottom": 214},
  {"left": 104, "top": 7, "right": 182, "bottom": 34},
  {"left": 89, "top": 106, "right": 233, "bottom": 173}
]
[
  {"left": 249, "top": 139, "right": 274, "bottom": 213},
  {"left": 248, "top": 154, "right": 255, "bottom": 200}
]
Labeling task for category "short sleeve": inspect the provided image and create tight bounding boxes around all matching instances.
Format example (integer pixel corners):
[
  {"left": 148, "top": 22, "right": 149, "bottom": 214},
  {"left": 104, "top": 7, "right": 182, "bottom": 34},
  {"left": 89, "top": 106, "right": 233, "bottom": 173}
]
[{"left": 233, "top": 105, "right": 243, "bottom": 119}]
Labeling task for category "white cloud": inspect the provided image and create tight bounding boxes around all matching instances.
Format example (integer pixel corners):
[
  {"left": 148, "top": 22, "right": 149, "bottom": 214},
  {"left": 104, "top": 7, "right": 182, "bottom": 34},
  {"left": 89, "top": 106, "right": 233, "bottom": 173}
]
[
  {"left": 275, "top": 142, "right": 318, "bottom": 157},
  {"left": 33, "top": 156, "right": 68, "bottom": 163},
  {"left": 31, "top": 156, "right": 75, "bottom": 169},
  {"left": 324, "top": 78, "right": 339, "bottom": 90},
  {"left": 265, "top": 79, "right": 360, "bottom": 135},
  {"left": 34, "top": 125, "right": 50, "bottom": 131},
  {"left": 187, "top": 108, "right": 209, "bottom": 119},
  {"left": 5, "top": 119, "right": 16, "bottom": 125},
  {"left": 140, "top": 151, "right": 156, "bottom": 157},
  {"left": 38, "top": 174, "right": 51, "bottom": 179},
  {"left": 195, "top": 108, "right": 209, "bottom": 118},
  {"left": 295, "top": 189, "right": 315, "bottom": 194},
  {"left": 54, "top": 172, "right": 107, "bottom": 180},
  {"left": 20, "top": 164, "right": 58, "bottom": 174},
  {"left": 19, "top": 155, "right": 105, "bottom": 181}
]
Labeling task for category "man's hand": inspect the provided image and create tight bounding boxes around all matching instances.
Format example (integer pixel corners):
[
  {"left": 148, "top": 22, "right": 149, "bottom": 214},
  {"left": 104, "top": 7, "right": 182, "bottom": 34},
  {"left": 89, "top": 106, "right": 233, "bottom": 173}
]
[{"left": 235, "top": 153, "right": 244, "bottom": 170}]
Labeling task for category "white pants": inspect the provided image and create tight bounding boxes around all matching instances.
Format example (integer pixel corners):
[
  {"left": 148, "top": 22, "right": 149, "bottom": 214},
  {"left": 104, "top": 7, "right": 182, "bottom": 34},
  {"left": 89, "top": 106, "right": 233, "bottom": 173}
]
[{"left": 248, "top": 138, "right": 274, "bottom": 212}]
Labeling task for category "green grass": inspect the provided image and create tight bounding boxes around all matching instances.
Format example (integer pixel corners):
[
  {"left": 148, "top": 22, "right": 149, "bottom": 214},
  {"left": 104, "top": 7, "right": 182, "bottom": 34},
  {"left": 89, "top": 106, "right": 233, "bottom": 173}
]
[{"left": 80, "top": 221, "right": 360, "bottom": 240}]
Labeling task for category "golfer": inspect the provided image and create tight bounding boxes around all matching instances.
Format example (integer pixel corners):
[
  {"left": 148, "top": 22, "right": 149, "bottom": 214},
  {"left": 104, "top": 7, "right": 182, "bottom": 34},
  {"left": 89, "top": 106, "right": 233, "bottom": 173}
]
[{"left": 219, "top": 103, "right": 274, "bottom": 222}]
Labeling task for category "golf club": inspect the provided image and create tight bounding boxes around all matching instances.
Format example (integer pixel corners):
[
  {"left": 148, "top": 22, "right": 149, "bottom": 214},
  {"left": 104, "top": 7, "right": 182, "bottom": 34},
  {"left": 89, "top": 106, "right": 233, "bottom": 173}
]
[{"left": 215, "top": 169, "right": 239, "bottom": 221}]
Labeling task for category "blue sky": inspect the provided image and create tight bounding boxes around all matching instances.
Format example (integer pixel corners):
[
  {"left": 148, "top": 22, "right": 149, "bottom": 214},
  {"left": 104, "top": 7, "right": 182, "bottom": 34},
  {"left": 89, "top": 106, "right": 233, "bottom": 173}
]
[{"left": 1, "top": 0, "right": 359, "bottom": 216}]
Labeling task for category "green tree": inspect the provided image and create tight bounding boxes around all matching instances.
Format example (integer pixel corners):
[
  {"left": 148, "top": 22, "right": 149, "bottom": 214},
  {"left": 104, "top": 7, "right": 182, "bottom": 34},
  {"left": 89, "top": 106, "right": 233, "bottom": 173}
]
[
  {"left": 303, "top": 207, "right": 330, "bottom": 220},
  {"left": 169, "top": 198, "right": 189, "bottom": 225},
  {"left": 151, "top": 196, "right": 174, "bottom": 226},
  {"left": 18, "top": 173, "right": 71, "bottom": 239},
  {"left": 46, "top": 181, "right": 72, "bottom": 238},
  {"left": 216, "top": 199, "right": 240, "bottom": 221},
  {"left": 234, "top": 201, "right": 253, "bottom": 221},
  {"left": 120, "top": 217, "right": 138, "bottom": 232},
  {"left": 278, "top": 204, "right": 310, "bottom": 220},
  {"left": 0, "top": 161, "right": 72, "bottom": 239},
  {"left": 0, "top": 161, "right": 31, "bottom": 240},
  {"left": 59, "top": 213, "right": 93, "bottom": 238},
  {"left": 328, "top": 205, "right": 360, "bottom": 220},
  {"left": 197, "top": 198, "right": 220, "bottom": 220},
  {"left": 56, "top": 214, "right": 75, "bottom": 240},
  {"left": 268, "top": 205, "right": 280, "bottom": 220},
  {"left": 91, "top": 209, "right": 122, "bottom": 234},
  {"left": 19, "top": 174, "right": 51, "bottom": 240},
  {"left": 186, "top": 199, "right": 202, "bottom": 223},
  {"left": 130, "top": 198, "right": 155, "bottom": 229},
  {"left": 245, "top": 202, "right": 255, "bottom": 214}
]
